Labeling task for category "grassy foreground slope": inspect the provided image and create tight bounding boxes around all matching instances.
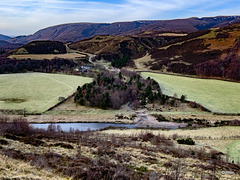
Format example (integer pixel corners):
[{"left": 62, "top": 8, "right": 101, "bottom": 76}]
[
  {"left": 0, "top": 73, "right": 92, "bottom": 113},
  {"left": 0, "top": 154, "right": 66, "bottom": 179},
  {"left": 141, "top": 72, "right": 240, "bottom": 114},
  {"left": 103, "top": 126, "right": 240, "bottom": 163}
]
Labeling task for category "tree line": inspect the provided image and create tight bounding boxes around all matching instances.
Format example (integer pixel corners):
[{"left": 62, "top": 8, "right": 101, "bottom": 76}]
[{"left": 0, "top": 55, "right": 76, "bottom": 74}]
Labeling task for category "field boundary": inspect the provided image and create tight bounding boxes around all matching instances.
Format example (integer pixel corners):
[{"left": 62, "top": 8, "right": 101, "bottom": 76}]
[
  {"left": 138, "top": 70, "right": 240, "bottom": 83},
  {"left": 45, "top": 93, "right": 75, "bottom": 113},
  {"left": 36, "top": 73, "right": 74, "bottom": 111}
]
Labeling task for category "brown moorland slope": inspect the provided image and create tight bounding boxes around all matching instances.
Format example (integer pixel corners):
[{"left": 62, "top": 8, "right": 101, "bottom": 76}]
[
  {"left": 135, "top": 22, "right": 240, "bottom": 81},
  {"left": 68, "top": 35, "right": 178, "bottom": 61}
]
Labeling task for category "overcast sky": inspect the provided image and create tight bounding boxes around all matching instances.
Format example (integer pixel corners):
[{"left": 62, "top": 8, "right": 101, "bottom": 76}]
[{"left": 1, "top": 0, "right": 240, "bottom": 36}]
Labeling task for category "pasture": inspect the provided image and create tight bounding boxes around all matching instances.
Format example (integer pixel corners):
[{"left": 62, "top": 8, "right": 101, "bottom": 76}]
[
  {"left": 0, "top": 73, "right": 92, "bottom": 113},
  {"left": 141, "top": 72, "right": 240, "bottom": 114}
]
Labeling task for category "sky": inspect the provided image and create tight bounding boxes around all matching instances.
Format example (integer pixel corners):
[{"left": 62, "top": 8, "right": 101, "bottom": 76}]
[{"left": 1, "top": 0, "right": 240, "bottom": 36}]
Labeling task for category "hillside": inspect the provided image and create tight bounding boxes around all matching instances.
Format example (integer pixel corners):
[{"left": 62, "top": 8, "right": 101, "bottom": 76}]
[
  {"left": 0, "top": 41, "right": 22, "bottom": 53},
  {"left": 68, "top": 35, "right": 177, "bottom": 61},
  {"left": 10, "top": 40, "right": 67, "bottom": 55},
  {"left": 8, "top": 16, "right": 240, "bottom": 44},
  {"left": 133, "top": 22, "right": 240, "bottom": 80}
]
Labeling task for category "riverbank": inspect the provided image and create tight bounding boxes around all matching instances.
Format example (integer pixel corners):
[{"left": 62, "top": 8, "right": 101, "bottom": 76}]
[
  {"left": 1, "top": 109, "right": 187, "bottom": 129},
  {"left": 1, "top": 114, "right": 134, "bottom": 124}
]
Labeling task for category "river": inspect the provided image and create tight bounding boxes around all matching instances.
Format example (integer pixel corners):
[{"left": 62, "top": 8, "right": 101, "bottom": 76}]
[
  {"left": 31, "top": 121, "right": 183, "bottom": 132},
  {"left": 31, "top": 122, "right": 138, "bottom": 132}
]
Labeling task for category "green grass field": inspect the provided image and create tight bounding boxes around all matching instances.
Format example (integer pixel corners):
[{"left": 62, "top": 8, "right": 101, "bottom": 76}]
[
  {"left": 226, "top": 140, "right": 240, "bottom": 163},
  {"left": 141, "top": 72, "right": 240, "bottom": 114},
  {"left": 0, "top": 73, "right": 92, "bottom": 113}
]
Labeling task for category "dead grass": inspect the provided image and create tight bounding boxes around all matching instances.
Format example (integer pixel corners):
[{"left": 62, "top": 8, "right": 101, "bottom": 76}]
[
  {"left": 24, "top": 114, "right": 133, "bottom": 124},
  {"left": 157, "top": 113, "right": 240, "bottom": 122},
  {"left": 1, "top": 122, "right": 240, "bottom": 180},
  {"left": 102, "top": 126, "right": 240, "bottom": 139},
  {"left": 0, "top": 154, "right": 68, "bottom": 179},
  {"left": 134, "top": 53, "right": 154, "bottom": 71},
  {"left": 197, "top": 28, "right": 219, "bottom": 39},
  {"left": 102, "top": 126, "right": 240, "bottom": 165},
  {"left": 33, "top": 96, "right": 135, "bottom": 123},
  {"left": 204, "top": 36, "right": 236, "bottom": 51},
  {"left": 159, "top": 33, "right": 188, "bottom": 37},
  {"left": 8, "top": 53, "right": 85, "bottom": 60}
]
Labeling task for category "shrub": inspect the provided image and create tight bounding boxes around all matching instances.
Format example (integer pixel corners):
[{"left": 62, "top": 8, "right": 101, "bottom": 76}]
[
  {"left": 3, "top": 134, "right": 21, "bottom": 141},
  {"left": 180, "top": 95, "right": 186, "bottom": 102},
  {"left": 140, "top": 132, "right": 155, "bottom": 141},
  {"left": 216, "top": 32, "right": 230, "bottom": 38},
  {"left": 172, "top": 133, "right": 178, "bottom": 140},
  {"left": 134, "top": 166, "right": 148, "bottom": 173},
  {"left": 54, "top": 143, "right": 74, "bottom": 149},
  {"left": 21, "top": 137, "right": 46, "bottom": 147},
  {"left": 153, "top": 114, "right": 168, "bottom": 122},
  {"left": 0, "top": 118, "right": 31, "bottom": 136},
  {"left": 0, "top": 139, "right": 8, "bottom": 145},
  {"left": 177, "top": 138, "right": 195, "bottom": 145},
  {"left": 151, "top": 134, "right": 173, "bottom": 146}
]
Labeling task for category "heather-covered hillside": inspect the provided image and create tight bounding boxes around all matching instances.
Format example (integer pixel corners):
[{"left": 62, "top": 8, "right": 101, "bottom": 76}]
[
  {"left": 69, "top": 35, "right": 175, "bottom": 61},
  {"left": 135, "top": 22, "right": 240, "bottom": 81}
]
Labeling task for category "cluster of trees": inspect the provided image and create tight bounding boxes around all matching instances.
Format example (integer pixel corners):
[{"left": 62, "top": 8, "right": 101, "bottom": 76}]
[
  {"left": 177, "top": 138, "right": 195, "bottom": 145},
  {"left": 0, "top": 49, "right": 5, "bottom": 55},
  {"left": 195, "top": 57, "right": 240, "bottom": 80},
  {"left": 0, "top": 55, "right": 76, "bottom": 74},
  {"left": 14, "top": 41, "right": 67, "bottom": 55},
  {"left": 75, "top": 69, "right": 161, "bottom": 109},
  {"left": 74, "top": 69, "right": 180, "bottom": 110},
  {"left": 111, "top": 56, "right": 130, "bottom": 68}
]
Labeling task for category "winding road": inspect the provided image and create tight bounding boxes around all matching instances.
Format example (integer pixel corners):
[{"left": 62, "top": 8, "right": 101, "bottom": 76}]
[{"left": 66, "top": 44, "right": 119, "bottom": 72}]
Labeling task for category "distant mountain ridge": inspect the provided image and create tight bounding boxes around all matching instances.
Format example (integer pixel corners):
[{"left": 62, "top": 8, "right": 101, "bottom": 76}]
[
  {"left": 0, "top": 34, "right": 11, "bottom": 41},
  {"left": 0, "top": 40, "right": 22, "bottom": 53},
  {"left": 8, "top": 16, "right": 240, "bottom": 44}
]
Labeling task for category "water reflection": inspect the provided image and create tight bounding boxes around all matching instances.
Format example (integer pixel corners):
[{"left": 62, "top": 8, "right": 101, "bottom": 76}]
[{"left": 31, "top": 122, "right": 137, "bottom": 132}]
